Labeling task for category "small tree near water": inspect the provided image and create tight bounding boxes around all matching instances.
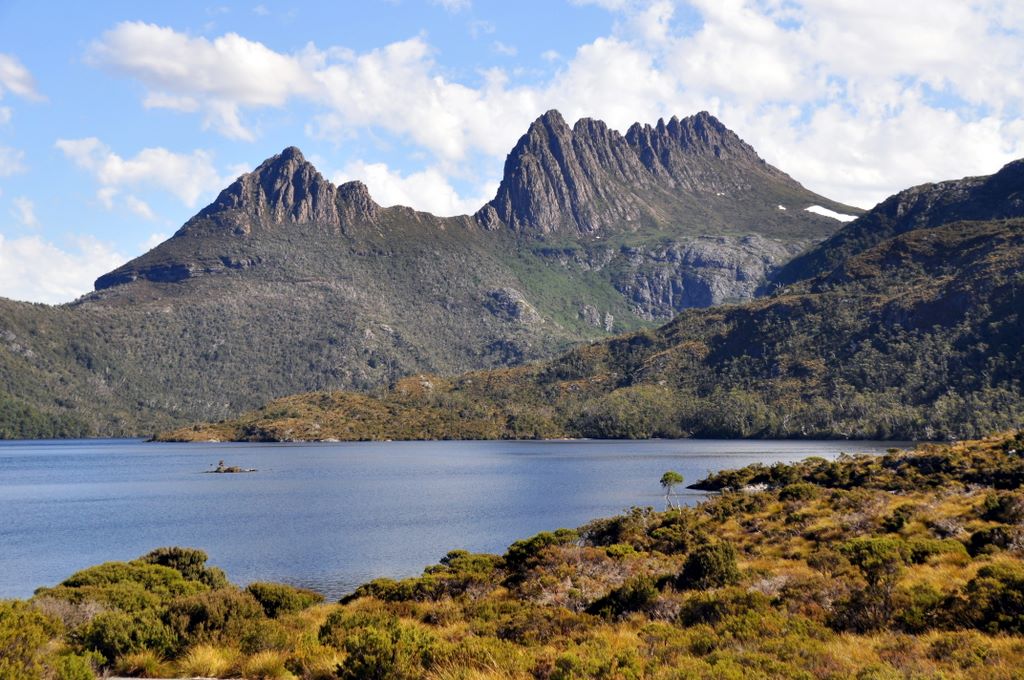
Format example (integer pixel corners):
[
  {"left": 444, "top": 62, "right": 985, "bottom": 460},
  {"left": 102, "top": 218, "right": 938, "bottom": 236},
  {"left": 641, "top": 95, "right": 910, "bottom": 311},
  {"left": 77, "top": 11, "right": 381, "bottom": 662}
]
[{"left": 660, "top": 471, "right": 684, "bottom": 510}]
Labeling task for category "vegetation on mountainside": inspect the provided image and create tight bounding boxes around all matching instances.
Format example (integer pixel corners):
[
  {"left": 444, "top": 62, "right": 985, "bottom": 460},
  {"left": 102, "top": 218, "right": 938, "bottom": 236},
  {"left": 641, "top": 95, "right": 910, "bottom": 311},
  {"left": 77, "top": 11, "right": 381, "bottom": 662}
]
[
  {"left": 7, "top": 432, "right": 1024, "bottom": 678},
  {"left": 162, "top": 219, "right": 1024, "bottom": 443},
  {"left": 0, "top": 115, "right": 848, "bottom": 440}
]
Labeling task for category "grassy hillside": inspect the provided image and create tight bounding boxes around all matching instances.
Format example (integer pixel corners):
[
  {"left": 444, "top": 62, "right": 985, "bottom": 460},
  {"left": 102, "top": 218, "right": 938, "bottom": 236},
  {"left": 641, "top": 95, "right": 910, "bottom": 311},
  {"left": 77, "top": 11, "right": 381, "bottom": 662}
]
[
  {"left": 162, "top": 219, "right": 1024, "bottom": 442},
  {"left": 8, "top": 432, "right": 1024, "bottom": 678}
]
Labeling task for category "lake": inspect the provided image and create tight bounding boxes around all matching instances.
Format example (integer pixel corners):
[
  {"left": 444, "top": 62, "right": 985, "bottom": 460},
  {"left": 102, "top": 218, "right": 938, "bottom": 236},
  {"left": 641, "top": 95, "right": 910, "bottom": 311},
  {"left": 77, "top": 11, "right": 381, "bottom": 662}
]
[{"left": 0, "top": 438, "right": 905, "bottom": 599}]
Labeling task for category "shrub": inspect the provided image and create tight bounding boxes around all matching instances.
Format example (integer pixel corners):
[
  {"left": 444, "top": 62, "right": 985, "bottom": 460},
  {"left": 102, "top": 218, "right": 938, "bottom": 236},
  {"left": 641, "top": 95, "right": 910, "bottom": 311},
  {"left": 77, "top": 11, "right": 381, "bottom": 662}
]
[
  {"left": 318, "top": 609, "right": 397, "bottom": 649},
  {"left": 74, "top": 610, "right": 175, "bottom": 663},
  {"left": 880, "top": 504, "right": 916, "bottom": 533},
  {"left": 928, "top": 631, "right": 994, "bottom": 669},
  {"left": 137, "top": 547, "right": 228, "bottom": 589},
  {"left": 586, "top": 575, "right": 659, "bottom": 619},
  {"left": 0, "top": 600, "right": 59, "bottom": 680},
  {"left": 676, "top": 543, "right": 741, "bottom": 590},
  {"left": 335, "top": 620, "right": 436, "bottom": 680},
  {"left": 779, "top": 482, "right": 818, "bottom": 502},
  {"left": 59, "top": 562, "right": 205, "bottom": 603},
  {"left": 503, "top": 529, "right": 578, "bottom": 582},
  {"left": 892, "top": 583, "right": 946, "bottom": 632},
  {"left": 240, "top": 619, "right": 291, "bottom": 654},
  {"left": 245, "top": 582, "right": 323, "bottom": 618},
  {"left": 164, "top": 588, "right": 264, "bottom": 647},
  {"left": 677, "top": 588, "right": 771, "bottom": 627},
  {"left": 961, "top": 561, "right": 1024, "bottom": 633},
  {"left": 48, "top": 652, "right": 100, "bottom": 680},
  {"left": 967, "top": 525, "right": 1022, "bottom": 556},
  {"left": 905, "top": 537, "right": 967, "bottom": 564},
  {"left": 980, "top": 491, "right": 1024, "bottom": 524}
]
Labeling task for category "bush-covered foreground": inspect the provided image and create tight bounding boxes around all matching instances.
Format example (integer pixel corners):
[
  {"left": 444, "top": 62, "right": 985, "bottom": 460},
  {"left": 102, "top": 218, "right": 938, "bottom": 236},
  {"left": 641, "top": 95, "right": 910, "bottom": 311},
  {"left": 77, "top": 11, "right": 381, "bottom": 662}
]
[{"left": 7, "top": 432, "right": 1024, "bottom": 679}]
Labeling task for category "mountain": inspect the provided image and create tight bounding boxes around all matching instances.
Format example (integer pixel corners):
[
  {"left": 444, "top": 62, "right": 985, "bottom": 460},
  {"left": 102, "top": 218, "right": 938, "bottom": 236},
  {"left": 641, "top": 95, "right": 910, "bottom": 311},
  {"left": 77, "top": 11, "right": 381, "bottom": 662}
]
[
  {"left": 160, "top": 168, "right": 1024, "bottom": 442},
  {"left": 0, "top": 111, "right": 856, "bottom": 438},
  {"left": 771, "top": 157, "right": 1024, "bottom": 287}
]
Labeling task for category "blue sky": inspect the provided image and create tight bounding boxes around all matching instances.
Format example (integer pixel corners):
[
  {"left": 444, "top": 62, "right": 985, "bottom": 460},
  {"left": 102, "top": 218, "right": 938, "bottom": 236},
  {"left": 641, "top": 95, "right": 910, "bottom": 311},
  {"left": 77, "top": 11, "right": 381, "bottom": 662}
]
[{"left": 1, "top": 0, "right": 1023, "bottom": 303}]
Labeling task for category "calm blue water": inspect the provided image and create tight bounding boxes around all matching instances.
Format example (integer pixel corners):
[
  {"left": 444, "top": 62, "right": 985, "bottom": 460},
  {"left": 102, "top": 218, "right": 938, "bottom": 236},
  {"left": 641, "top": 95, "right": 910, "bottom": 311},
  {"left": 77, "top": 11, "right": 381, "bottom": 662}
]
[{"left": 0, "top": 438, "right": 903, "bottom": 599}]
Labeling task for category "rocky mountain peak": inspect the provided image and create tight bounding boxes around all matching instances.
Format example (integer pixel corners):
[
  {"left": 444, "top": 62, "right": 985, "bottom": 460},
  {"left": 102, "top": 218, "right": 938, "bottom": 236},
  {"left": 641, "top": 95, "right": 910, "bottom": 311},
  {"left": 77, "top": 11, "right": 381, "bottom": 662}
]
[
  {"left": 194, "top": 147, "right": 379, "bottom": 231},
  {"left": 479, "top": 109, "right": 808, "bottom": 235}
]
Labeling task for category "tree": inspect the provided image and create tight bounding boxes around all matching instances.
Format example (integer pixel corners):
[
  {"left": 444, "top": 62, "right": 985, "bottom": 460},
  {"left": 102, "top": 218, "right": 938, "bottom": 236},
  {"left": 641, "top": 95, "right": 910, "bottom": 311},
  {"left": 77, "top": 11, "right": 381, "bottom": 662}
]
[{"left": 660, "top": 471, "right": 684, "bottom": 510}]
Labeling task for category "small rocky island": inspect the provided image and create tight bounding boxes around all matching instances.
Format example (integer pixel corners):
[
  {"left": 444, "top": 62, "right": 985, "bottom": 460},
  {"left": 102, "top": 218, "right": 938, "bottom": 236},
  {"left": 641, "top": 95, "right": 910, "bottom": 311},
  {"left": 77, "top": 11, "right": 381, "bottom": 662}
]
[{"left": 206, "top": 460, "right": 256, "bottom": 474}]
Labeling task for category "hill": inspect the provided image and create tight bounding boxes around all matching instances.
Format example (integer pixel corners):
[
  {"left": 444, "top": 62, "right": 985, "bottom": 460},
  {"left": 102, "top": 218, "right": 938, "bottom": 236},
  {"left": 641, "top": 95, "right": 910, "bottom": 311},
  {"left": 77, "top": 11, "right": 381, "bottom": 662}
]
[
  {"left": 161, "top": 212, "right": 1024, "bottom": 442},
  {"left": 0, "top": 111, "right": 853, "bottom": 438}
]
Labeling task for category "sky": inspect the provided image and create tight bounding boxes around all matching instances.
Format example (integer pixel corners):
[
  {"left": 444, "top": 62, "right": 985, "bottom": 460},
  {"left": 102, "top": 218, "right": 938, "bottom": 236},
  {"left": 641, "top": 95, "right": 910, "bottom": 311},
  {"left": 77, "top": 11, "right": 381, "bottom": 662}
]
[{"left": 1, "top": 0, "right": 1023, "bottom": 304}]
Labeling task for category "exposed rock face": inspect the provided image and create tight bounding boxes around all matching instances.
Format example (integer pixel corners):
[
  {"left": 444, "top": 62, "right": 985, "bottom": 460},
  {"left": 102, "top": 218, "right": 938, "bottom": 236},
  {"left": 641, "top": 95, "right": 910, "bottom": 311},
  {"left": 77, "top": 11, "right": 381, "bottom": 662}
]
[
  {"left": 773, "top": 158, "right": 1024, "bottom": 286},
  {"left": 484, "top": 288, "right": 542, "bottom": 324},
  {"left": 478, "top": 111, "right": 651, "bottom": 233},
  {"left": 624, "top": 112, "right": 788, "bottom": 190},
  {"left": 478, "top": 110, "right": 831, "bottom": 236},
  {"left": 95, "top": 148, "right": 382, "bottom": 290},
  {"left": 542, "top": 234, "right": 805, "bottom": 320}
]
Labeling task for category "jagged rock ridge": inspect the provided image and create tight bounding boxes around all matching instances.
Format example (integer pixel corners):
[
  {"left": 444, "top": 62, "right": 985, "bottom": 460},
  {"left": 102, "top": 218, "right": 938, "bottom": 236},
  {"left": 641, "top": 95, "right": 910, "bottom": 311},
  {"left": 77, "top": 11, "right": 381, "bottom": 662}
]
[{"left": 477, "top": 110, "right": 839, "bottom": 235}]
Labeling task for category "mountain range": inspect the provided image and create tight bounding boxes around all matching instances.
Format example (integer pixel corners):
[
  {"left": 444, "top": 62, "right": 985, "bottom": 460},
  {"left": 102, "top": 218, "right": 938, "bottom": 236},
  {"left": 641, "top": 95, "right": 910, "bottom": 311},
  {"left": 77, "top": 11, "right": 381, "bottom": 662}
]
[
  {"left": 0, "top": 111, "right": 859, "bottom": 438},
  {"left": 159, "top": 155, "right": 1024, "bottom": 442}
]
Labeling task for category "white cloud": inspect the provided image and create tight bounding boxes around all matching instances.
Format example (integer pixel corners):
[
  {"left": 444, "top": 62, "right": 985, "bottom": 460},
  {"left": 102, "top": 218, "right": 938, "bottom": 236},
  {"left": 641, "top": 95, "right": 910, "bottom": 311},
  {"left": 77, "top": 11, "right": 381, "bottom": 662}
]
[
  {"left": 541, "top": 50, "right": 561, "bottom": 62},
  {"left": 0, "top": 107, "right": 10, "bottom": 125},
  {"left": 253, "top": 4, "right": 270, "bottom": 16},
  {"left": 0, "top": 234, "right": 125, "bottom": 304},
  {"left": 333, "top": 161, "right": 496, "bottom": 216},
  {"left": 142, "top": 92, "right": 199, "bottom": 112},
  {"left": 87, "top": 22, "right": 316, "bottom": 140},
  {"left": 431, "top": 0, "right": 470, "bottom": 11},
  {"left": 124, "top": 195, "right": 156, "bottom": 220},
  {"left": 493, "top": 41, "right": 518, "bottom": 57},
  {"left": 0, "top": 53, "right": 43, "bottom": 101},
  {"left": 84, "top": 6, "right": 1024, "bottom": 210},
  {"left": 11, "top": 196, "right": 38, "bottom": 227},
  {"left": 55, "top": 137, "right": 222, "bottom": 207},
  {"left": 0, "top": 146, "right": 26, "bottom": 177},
  {"left": 141, "top": 232, "right": 168, "bottom": 250}
]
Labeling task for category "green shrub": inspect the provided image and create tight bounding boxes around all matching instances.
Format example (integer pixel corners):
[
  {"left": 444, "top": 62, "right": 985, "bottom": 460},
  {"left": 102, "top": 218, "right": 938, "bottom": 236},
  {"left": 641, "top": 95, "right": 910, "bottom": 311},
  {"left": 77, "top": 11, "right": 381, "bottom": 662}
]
[
  {"left": 335, "top": 620, "right": 436, "bottom": 680},
  {"left": 980, "top": 491, "right": 1024, "bottom": 524},
  {"left": 880, "top": 504, "right": 916, "bottom": 533},
  {"left": 586, "top": 575, "right": 659, "bottom": 619},
  {"left": 74, "top": 610, "right": 175, "bottom": 663},
  {"left": 503, "top": 529, "right": 578, "bottom": 582},
  {"left": 0, "top": 600, "right": 59, "bottom": 680},
  {"left": 905, "top": 537, "right": 967, "bottom": 564},
  {"left": 779, "top": 482, "right": 818, "bottom": 502},
  {"left": 892, "top": 583, "right": 947, "bottom": 632},
  {"left": 961, "top": 561, "right": 1024, "bottom": 633},
  {"left": 49, "top": 652, "right": 99, "bottom": 680},
  {"left": 164, "top": 588, "right": 264, "bottom": 647},
  {"left": 240, "top": 618, "right": 291, "bottom": 654},
  {"left": 137, "top": 547, "right": 228, "bottom": 589},
  {"left": 967, "top": 525, "right": 1022, "bottom": 556},
  {"left": 318, "top": 609, "right": 397, "bottom": 649},
  {"left": 245, "top": 582, "right": 323, "bottom": 618},
  {"left": 59, "top": 562, "right": 205, "bottom": 603},
  {"left": 676, "top": 543, "right": 741, "bottom": 590},
  {"left": 677, "top": 588, "right": 772, "bottom": 627}
]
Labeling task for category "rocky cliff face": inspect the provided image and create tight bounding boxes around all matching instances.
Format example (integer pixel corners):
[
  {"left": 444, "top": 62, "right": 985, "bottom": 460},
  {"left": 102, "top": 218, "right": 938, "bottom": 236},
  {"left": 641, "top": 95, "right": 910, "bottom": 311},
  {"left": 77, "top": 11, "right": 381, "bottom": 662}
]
[
  {"left": 477, "top": 110, "right": 838, "bottom": 237},
  {"left": 95, "top": 148, "right": 382, "bottom": 290},
  {"left": 192, "top": 146, "right": 381, "bottom": 234}
]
